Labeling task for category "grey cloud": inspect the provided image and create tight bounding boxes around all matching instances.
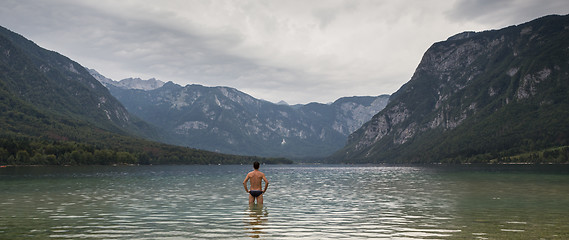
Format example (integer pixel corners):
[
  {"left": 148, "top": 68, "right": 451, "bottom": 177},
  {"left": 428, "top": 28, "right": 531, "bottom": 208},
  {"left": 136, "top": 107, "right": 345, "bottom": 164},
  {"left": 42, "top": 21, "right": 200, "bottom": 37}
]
[
  {"left": 1, "top": 1, "right": 264, "bottom": 86},
  {"left": 446, "top": 0, "right": 569, "bottom": 26},
  {"left": 2, "top": 0, "right": 568, "bottom": 104}
]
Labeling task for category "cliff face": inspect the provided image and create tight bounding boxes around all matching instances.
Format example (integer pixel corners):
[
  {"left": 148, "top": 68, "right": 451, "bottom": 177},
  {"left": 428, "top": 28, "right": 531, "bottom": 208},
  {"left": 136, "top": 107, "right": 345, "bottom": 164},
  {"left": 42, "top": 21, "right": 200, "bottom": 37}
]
[
  {"left": 334, "top": 15, "right": 569, "bottom": 163},
  {"left": 97, "top": 77, "right": 389, "bottom": 158}
]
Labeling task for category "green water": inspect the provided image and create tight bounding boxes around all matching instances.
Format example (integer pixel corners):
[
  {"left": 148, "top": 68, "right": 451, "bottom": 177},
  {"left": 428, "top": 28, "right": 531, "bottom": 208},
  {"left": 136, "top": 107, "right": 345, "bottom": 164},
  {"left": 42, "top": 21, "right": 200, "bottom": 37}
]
[{"left": 1, "top": 164, "right": 568, "bottom": 239}]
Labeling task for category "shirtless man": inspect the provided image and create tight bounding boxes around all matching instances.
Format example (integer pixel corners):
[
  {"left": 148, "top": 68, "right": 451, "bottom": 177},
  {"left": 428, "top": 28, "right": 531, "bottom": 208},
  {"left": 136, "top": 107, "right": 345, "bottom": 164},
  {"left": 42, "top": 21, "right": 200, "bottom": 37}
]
[{"left": 243, "top": 161, "right": 269, "bottom": 205}]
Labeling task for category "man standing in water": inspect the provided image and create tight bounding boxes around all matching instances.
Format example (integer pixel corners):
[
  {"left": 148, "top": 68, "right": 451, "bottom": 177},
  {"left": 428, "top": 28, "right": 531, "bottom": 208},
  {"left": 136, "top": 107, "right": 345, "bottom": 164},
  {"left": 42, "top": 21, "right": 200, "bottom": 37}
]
[{"left": 243, "top": 161, "right": 269, "bottom": 205}]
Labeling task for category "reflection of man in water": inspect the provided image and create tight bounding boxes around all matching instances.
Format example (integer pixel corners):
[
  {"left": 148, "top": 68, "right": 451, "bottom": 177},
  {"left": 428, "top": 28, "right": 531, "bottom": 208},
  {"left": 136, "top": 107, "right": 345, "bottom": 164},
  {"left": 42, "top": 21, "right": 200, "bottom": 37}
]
[
  {"left": 245, "top": 204, "right": 268, "bottom": 238},
  {"left": 243, "top": 161, "right": 269, "bottom": 205}
]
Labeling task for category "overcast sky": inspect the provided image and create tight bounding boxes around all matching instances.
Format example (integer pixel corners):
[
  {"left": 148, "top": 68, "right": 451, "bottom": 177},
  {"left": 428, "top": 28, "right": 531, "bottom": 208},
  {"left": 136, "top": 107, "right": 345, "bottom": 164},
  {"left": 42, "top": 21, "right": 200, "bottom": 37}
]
[{"left": 1, "top": 0, "right": 568, "bottom": 104}]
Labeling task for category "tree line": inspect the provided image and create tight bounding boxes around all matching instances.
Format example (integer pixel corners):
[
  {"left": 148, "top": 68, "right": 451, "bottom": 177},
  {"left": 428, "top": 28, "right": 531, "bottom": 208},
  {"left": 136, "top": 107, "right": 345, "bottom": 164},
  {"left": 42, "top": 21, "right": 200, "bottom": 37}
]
[{"left": 0, "top": 135, "right": 291, "bottom": 166}]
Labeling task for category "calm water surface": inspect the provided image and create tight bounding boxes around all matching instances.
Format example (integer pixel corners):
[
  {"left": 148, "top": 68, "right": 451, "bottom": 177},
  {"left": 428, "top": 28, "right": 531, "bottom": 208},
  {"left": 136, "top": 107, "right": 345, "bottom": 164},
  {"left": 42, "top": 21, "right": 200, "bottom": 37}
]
[{"left": 1, "top": 164, "right": 568, "bottom": 239}]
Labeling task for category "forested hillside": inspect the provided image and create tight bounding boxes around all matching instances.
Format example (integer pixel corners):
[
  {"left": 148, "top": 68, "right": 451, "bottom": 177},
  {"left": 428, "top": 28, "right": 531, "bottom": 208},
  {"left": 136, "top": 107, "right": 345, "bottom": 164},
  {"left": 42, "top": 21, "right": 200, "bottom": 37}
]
[{"left": 0, "top": 25, "right": 289, "bottom": 165}]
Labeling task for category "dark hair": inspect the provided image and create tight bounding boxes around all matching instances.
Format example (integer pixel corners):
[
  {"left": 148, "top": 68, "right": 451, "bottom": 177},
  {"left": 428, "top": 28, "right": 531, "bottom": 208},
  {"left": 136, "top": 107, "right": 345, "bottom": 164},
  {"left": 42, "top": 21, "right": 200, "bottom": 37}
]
[{"left": 253, "top": 161, "right": 260, "bottom": 169}]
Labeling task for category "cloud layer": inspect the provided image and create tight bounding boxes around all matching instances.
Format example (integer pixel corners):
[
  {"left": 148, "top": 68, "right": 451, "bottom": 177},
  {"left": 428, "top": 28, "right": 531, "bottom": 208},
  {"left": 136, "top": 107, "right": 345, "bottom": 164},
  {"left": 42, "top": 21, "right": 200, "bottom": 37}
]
[{"left": 1, "top": 0, "right": 568, "bottom": 104}]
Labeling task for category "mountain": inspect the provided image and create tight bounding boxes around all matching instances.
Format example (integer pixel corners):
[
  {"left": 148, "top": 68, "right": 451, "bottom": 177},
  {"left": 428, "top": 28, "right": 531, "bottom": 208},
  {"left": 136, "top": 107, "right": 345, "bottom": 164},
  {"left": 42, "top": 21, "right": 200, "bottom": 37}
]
[
  {"left": 0, "top": 25, "right": 287, "bottom": 165},
  {"left": 88, "top": 69, "right": 165, "bottom": 90},
  {"left": 0, "top": 26, "right": 154, "bottom": 137},
  {"left": 332, "top": 14, "right": 569, "bottom": 163},
  {"left": 93, "top": 75, "right": 389, "bottom": 158}
]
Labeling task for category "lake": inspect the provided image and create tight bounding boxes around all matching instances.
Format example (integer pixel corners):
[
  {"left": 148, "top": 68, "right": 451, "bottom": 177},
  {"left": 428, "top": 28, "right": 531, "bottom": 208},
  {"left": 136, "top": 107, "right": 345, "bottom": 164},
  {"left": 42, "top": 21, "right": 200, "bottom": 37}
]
[{"left": 1, "top": 164, "right": 568, "bottom": 239}]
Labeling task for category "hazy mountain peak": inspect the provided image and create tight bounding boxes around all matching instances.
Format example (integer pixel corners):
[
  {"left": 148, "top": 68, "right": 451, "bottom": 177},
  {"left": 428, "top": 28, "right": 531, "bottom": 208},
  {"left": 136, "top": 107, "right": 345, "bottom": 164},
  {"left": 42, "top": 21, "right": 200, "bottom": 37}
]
[
  {"left": 87, "top": 68, "right": 114, "bottom": 85},
  {"left": 118, "top": 77, "right": 165, "bottom": 90},
  {"left": 87, "top": 69, "right": 165, "bottom": 91}
]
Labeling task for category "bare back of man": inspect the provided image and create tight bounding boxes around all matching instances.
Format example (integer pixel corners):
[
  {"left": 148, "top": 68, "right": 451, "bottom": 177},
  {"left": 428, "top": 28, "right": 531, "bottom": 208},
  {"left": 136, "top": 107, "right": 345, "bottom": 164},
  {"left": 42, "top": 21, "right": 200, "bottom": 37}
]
[{"left": 243, "top": 162, "right": 269, "bottom": 205}]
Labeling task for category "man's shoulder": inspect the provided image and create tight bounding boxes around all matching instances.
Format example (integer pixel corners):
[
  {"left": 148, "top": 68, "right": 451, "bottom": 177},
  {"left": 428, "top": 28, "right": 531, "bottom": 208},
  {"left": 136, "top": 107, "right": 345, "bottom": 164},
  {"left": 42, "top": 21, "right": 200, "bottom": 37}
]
[{"left": 249, "top": 170, "right": 264, "bottom": 176}]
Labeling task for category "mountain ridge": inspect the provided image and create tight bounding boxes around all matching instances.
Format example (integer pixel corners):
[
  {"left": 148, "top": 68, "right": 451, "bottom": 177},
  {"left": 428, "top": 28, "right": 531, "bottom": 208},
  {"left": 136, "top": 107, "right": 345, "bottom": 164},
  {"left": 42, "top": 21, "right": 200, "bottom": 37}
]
[
  {"left": 0, "top": 26, "right": 150, "bottom": 136},
  {"left": 0, "top": 25, "right": 288, "bottom": 165},
  {"left": 91, "top": 71, "right": 389, "bottom": 158},
  {"left": 332, "top": 14, "right": 569, "bottom": 163}
]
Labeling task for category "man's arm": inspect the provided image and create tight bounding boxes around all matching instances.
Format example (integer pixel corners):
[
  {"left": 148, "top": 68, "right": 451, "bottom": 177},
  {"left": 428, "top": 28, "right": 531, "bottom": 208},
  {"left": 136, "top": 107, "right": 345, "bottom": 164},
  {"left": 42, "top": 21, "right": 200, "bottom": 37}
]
[
  {"left": 243, "top": 174, "right": 250, "bottom": 192},
  {"left": 262, "top": 174, "right": 269, "bottom": 193}
]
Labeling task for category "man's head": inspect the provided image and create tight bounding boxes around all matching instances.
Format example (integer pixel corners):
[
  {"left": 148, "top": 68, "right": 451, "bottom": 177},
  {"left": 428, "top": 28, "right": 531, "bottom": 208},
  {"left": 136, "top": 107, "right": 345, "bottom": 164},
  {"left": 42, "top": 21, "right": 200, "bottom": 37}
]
[{"left": 253, "top": 161, "right": 260, "bottom": 169}]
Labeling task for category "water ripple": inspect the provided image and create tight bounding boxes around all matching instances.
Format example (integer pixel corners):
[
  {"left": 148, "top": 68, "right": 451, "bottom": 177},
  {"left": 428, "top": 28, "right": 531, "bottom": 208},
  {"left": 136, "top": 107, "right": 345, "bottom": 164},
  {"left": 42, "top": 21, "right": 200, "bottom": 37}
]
[{"left": 1, "top": 165, "right": 569, "bottom": 239}]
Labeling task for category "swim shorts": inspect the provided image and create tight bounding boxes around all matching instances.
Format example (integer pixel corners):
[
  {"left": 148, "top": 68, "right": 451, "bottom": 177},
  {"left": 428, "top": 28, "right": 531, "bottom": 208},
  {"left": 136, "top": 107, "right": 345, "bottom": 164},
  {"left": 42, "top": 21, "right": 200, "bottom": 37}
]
[{"left": 249, "top": 190, "right": 263, "bottom": 197}]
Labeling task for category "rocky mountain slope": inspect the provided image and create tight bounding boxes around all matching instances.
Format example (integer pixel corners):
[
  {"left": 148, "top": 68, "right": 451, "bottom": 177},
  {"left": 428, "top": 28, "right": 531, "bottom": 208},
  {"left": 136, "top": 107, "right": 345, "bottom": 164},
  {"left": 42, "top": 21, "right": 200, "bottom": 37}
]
[
  {"left": 0, "top": 25, "right": 155, "bottom": 137},
  {"left": 91, "top": 71, "right": 389, "bottom": 158},
  {"left": 0, "top": 25, "right": 287, "bottom": 165},
  {"left": 333, "top": 14, "right": 569, "bottom": 163}
]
